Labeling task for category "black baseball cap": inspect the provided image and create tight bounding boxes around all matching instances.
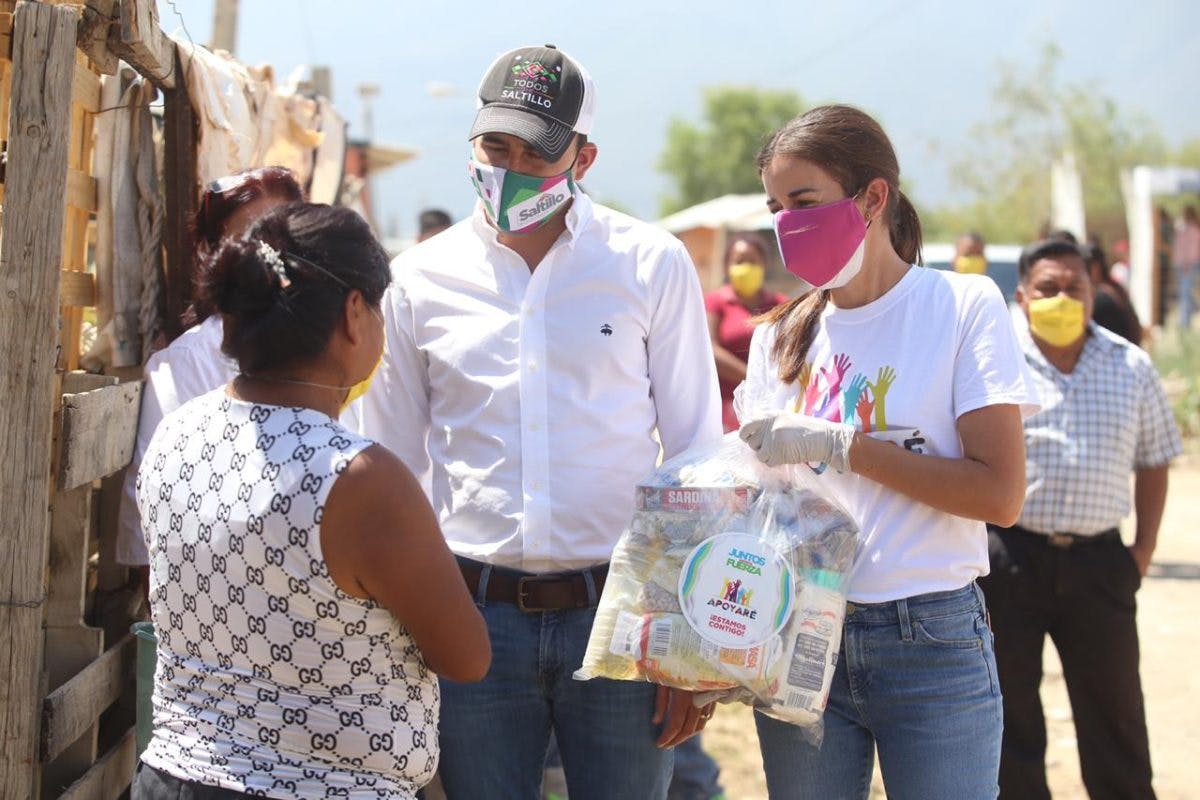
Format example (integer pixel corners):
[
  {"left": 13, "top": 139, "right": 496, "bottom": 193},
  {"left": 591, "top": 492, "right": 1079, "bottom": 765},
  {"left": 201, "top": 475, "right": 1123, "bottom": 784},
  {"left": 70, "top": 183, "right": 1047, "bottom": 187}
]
[{"left": 469, "top": 44, "right": 596, "bottom": 162}]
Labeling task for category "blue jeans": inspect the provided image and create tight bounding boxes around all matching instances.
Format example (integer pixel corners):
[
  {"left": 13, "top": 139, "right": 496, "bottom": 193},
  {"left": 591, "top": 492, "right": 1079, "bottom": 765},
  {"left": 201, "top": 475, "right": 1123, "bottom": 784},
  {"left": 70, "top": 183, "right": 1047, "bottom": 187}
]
[
  {"left": 755, "top": 583, "right": 1002, "bottom": 800},
  {"left": 1179, "top": 263, "right": 1196, "bottom": 329},
  {"left": 668, "top": 735, "right": 723, "bottom": 800},
  {"left": 437, "top": 597, "right": 672, "bottom": 800}
]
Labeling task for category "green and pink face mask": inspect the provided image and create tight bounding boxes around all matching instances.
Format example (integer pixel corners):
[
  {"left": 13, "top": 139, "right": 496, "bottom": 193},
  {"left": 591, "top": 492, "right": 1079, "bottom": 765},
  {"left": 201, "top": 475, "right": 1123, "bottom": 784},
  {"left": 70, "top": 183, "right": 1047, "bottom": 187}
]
[{"left": 468, "top": 158, "right": 576, "bottom": 234}]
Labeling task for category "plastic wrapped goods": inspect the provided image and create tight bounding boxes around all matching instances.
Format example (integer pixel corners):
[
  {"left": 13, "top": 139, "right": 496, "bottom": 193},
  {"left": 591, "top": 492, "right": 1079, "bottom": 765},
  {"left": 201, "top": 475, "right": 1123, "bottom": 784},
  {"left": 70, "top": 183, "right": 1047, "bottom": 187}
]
[{"left": 575, "top": 434, "right": 859, "bottom": 742}]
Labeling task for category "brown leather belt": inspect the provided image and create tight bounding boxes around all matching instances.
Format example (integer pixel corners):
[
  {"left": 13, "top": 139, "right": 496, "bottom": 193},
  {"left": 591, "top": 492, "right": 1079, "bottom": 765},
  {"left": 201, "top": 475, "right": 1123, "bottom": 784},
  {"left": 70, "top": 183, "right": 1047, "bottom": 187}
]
[
  {"left": 458, "top": 559, "right": 608, "bottom": 612},
  {"left": 1010, "top": 525, "right": 1121, "bottom": 550}
]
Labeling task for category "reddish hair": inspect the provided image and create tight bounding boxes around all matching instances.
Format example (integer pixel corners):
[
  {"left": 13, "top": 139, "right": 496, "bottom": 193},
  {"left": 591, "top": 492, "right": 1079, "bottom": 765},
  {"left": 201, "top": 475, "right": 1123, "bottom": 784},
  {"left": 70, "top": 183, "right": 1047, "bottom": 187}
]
[{"left": 184, "top": 166, "right": 305, "bottom": 326}]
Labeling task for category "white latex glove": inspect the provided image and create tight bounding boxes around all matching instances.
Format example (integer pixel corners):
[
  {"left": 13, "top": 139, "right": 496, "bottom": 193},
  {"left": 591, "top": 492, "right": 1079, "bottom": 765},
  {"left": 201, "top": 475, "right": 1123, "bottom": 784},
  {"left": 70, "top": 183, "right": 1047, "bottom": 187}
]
[{"left": 739, "top": 412, "right": 857, "bottom": 472}]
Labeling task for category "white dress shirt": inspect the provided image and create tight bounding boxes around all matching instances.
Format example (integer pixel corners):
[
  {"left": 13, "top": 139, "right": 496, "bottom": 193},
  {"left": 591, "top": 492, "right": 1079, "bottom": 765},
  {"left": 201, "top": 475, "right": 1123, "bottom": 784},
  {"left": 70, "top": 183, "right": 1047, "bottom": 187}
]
[
  {"left": 117, "top": 316, "right": 236, "bottom": 565},
  {"left": 360, "top": 194, "right": 722, "bottom": 573}
]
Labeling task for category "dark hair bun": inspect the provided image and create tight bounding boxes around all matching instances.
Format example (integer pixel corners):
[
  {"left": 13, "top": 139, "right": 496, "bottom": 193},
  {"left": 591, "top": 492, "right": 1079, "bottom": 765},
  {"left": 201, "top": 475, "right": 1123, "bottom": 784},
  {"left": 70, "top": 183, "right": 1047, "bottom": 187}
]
[
  {"left": 202, "top": 213, "right": 294, "bottom": 320},
  {"left": 194, "top": 203, "right": 392, "bottom": 374}
]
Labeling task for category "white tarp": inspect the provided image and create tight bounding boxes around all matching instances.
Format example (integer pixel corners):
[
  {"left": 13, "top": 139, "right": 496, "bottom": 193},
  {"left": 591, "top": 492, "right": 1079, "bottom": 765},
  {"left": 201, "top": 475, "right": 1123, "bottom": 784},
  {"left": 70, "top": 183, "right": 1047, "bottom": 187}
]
[
  {"left": 1121, "top": 165, "right": 1200, "bottom": 325},
  {"left": 171, "top": 36, "right": 347, "bottom": 196},
  {"left": 1051, "top": 150, "right": 1087, "bottom": 242},
  {"left": 656, "top": 194, "right": 773, "bottom": 234},
  {"left": 83, "top": 69, "right": 164, "bottom": 369}
]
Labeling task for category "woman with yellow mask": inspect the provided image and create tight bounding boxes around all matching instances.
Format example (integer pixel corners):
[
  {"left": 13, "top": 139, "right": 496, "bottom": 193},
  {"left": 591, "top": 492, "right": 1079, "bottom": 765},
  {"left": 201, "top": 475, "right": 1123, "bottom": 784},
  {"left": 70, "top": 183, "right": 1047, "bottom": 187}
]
[{"left": 704, "top": 233, "right": 791, "bottom": 431}]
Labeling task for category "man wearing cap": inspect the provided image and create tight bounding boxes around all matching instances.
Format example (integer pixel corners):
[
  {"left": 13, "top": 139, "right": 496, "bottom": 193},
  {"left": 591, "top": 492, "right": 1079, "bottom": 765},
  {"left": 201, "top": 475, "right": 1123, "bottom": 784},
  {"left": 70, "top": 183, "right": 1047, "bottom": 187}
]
[
  {"left": 360, "top": 45, "right": 722, "bottom": 798},
  {"left": 979, "top": 238, "right": 1181, "bottom": 800}
]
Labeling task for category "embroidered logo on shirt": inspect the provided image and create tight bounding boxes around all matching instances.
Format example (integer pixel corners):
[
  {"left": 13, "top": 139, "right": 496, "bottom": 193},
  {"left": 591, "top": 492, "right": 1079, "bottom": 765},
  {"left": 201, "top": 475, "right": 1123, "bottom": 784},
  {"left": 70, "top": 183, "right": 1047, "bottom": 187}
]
[{"left": 600, "top": 323, "right": 613, "bottom": 336}]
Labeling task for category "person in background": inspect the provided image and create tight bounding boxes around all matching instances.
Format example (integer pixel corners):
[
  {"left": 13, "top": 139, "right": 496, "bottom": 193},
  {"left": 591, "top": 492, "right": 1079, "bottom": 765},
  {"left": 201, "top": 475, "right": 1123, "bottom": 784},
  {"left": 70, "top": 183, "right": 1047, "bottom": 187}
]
[
  {"left": 953, "top": 230, "right": 988, "bottom": 274},
  {"left": 117, "top": 166, "right": 304, "bottom": 584},
  {"left": 739, "top": 104, "right": 1036, "bottom": 799},
  {"left": 134, "top": 203, "right": 491, "bottom": 799},
  {"left": 704, "top": 232, "right": 790, "bottom": 432},
  {"left": 980, "top": 238, "right": 1181, "bottom": 800},
  {"left": 1085, "top": 242, "right": 1142, "bottom": 345},
  {"left": 1156, "top": 207, "right": 1174, "bottom": 325},
  {"left": 1110, "top": 238, "right": 1132, "bottom": 289},
  {"left": 417, "top": 208, "right": 453, "bottom": 243},
  {"left": 360, "top": 44, "right": 721, "bottom": 799},
  {"left": 1172, "top": 205, "right": 1200, "bottom": 330}
]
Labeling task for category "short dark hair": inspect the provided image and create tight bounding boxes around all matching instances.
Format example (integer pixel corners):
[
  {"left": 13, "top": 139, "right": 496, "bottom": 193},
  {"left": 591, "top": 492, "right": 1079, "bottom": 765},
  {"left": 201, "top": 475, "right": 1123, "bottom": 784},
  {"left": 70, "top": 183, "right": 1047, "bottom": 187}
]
[
  {"left": 418, "top": 208, "right": 453, "bottom": 235},
  {"left": 724, "top": 232, "right": 770, "bottom": 266},
  {"left": 1018, "top": 238, "right": 1085, "bottom": 280},
  {"left": 197, "top": 203, "right": 391, "bottom": 374},
  {"left": 1045, "top": 228, "right": 1079, "bottom": 245}
]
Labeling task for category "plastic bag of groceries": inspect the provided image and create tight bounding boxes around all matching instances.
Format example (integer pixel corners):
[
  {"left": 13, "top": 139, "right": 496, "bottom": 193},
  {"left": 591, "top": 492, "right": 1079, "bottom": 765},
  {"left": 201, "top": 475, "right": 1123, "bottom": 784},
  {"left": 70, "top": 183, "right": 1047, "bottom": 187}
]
[{"left": 574, "top": 416, "right": 861, "bottom": 743}]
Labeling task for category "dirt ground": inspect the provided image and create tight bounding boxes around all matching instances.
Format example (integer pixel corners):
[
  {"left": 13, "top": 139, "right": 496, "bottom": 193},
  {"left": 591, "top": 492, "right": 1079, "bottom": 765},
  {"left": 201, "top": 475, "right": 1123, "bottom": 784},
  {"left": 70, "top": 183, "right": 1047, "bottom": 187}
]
[{"left": 703, "top": 457, "right": 1200, "bottom": 799}]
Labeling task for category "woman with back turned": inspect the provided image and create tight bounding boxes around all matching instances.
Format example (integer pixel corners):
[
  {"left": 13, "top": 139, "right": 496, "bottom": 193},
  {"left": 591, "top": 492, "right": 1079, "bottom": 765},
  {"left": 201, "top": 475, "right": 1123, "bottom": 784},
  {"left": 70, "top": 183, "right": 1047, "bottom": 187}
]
[{"left": 134, "top": 203, "right": 490, "bottom": 799}]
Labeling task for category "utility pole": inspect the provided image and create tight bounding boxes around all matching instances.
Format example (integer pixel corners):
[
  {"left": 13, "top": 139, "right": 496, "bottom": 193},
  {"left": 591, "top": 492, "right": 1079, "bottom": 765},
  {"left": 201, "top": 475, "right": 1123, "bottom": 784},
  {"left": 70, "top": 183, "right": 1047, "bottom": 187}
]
[
  {"left": 357, "top": 83, "right": 380, "bottom": 141},
  {"left": 212, "top": 0, "right": 239, "bottom": 54}
]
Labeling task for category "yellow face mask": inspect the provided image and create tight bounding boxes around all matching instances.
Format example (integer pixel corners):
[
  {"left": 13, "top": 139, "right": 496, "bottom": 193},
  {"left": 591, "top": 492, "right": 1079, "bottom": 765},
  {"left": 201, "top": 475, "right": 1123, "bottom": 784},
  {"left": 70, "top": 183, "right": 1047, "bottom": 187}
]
[
  {"left": 340, "top": 306, "right": 386, "bottom": 414},
  {"left": 728, "top": 262, "right": 765, "bottom": 299},
  {"left": 953, "top": 254, "right": 987, "bottom": 275},
  {"left": 341, "top": 351, "right": 383, "bottom": 414},
  {"left": 1028, "top": 295, "right": 1086, "bottom": 348}
]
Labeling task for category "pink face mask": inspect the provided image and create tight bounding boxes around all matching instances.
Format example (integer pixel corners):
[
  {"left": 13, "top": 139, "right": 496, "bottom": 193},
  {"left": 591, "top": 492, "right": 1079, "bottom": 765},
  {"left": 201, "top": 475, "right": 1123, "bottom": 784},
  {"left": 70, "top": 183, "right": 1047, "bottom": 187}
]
[{"left": 774, "top": 196, "right": 868, "bottom": 290}]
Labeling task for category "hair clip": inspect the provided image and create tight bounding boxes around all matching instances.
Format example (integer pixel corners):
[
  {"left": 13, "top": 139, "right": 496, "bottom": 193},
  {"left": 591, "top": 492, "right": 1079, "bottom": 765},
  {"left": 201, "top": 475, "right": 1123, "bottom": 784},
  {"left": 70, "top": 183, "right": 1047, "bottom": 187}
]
[{"left": 257, "top": 241, "right": 290, "bottom": 289}]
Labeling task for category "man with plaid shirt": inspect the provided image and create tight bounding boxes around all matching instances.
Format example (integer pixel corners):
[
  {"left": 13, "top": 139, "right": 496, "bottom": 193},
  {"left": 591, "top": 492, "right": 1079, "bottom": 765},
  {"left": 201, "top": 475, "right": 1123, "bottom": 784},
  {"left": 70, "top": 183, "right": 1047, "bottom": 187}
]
[{"left": 980, "top": 238, "right": 1182, "bottom": 800}]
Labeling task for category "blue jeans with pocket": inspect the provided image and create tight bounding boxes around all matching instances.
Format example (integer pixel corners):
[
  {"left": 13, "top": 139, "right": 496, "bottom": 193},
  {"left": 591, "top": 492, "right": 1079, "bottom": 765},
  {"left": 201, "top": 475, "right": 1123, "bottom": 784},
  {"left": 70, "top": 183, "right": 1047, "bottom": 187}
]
[
  {"left": 436, "top": 578, "right": 673, "bottom": 800},
  {"left": 755, "top": 583, "right": 1003, "bottom": 800}
]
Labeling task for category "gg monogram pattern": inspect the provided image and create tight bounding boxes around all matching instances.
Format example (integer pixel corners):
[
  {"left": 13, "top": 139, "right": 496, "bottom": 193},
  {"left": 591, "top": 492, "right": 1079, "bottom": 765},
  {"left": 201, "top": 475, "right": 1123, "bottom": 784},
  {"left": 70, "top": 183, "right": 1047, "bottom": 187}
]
[{"left": 137, "top": 392, "right": 438, "bottom": 798}]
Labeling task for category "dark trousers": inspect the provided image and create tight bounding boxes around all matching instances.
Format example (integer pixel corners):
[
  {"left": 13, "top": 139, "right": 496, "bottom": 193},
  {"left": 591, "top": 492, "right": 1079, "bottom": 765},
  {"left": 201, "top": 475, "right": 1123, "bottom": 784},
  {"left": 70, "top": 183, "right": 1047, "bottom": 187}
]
[
  {"left": 134, "top": 764, "right": 253, "bottom": 800},
  {"left": 979, "top": 526, "right": 1155, "bottom": 800}
]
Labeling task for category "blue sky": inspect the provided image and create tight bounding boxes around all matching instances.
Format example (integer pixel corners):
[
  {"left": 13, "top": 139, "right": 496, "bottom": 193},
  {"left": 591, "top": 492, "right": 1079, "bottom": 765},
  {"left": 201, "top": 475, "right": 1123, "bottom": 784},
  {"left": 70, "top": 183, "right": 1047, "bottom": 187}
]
[{"left": 160, "top": 0, "right": 1199, "bottom": 239}]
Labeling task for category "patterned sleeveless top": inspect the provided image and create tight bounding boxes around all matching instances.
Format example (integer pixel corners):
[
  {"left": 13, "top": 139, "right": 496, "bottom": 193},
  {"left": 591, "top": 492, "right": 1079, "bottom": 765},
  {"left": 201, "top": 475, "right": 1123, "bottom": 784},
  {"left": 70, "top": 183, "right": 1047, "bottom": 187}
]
[{"left": 137, "top": 391, "right": 438, "bottom": 799}]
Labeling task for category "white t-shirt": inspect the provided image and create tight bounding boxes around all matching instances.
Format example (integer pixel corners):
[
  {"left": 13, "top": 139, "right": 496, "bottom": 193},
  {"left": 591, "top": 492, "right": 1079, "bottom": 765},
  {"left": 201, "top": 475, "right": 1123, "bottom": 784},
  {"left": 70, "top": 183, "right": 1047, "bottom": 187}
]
[{"left": 743, "top": 267, "right": 1039, "bottom": 603}]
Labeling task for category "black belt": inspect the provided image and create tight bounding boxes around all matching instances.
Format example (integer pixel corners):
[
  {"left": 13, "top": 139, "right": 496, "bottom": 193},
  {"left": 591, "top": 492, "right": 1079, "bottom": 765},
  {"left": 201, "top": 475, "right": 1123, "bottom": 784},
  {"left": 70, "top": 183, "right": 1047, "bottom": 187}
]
[
  {"left": 1006, "top": 524, "right": 1121, "bottom": 550},
  {"left": 458, "top": 558, "right": 608, "bottom": 612}
]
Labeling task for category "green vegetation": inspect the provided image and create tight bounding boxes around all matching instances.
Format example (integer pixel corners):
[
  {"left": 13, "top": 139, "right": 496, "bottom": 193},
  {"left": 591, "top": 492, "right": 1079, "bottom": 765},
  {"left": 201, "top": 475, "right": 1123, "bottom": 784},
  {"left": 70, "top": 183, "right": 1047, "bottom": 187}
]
[
  {"left": 1151, "top": 329, "right": 1200, "bottom": 439},
  {"left": 658, "top": 87, "right": 805, "bottom": 217},
  {"left": 659, "top": 46, "right": 1200, "bottom": 245}
]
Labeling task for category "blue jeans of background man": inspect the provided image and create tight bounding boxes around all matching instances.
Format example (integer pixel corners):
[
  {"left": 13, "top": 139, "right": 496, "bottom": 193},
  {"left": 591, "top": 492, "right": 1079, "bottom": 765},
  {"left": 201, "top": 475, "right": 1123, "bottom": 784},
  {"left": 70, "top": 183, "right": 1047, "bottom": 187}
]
[
  {"left": 755, "top": 583, "right": 1002, "bottom": 800},
  {"left": 667, "top": 734, "right": 724, "bottom": 800},
  {"left": 437, "top": 592, "right": 672, "bottom": 800},
  {"left": 1179, "top": 263, "right": 1197, "bottom": 329}
]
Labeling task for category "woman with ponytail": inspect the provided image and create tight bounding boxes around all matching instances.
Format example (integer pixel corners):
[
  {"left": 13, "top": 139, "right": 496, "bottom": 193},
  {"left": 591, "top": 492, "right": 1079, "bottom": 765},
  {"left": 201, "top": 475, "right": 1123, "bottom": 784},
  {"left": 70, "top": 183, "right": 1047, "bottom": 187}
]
[
  {"left": 738, "top": 105, "right": 1037, "bottom": 799},
  {"left": 134, "top": 204, "right": 490, "bottom": 799}
]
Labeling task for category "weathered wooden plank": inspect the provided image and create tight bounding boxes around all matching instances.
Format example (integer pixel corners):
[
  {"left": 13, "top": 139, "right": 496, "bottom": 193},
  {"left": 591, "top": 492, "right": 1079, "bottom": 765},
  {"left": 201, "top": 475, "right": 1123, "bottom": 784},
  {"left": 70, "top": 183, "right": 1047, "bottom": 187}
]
[
  {"left": 41, "top": 634, "right": 135, "bottom": 763},
  {"left": 76, "top": 0, "right": 117, "bottom": 75},
  {"left": 0, "top": 12, "right": 11, "bottom": 61},
  {"left": 162, "top": 55, "right": 197, "bottom": 340},
  {"left": 59, "top": 269, "right": 96, "bottom": 307},
  {"left": 113, "top": 0, "right": 174, "bottom": 89},
  {"left": 66, "top": 168, "right": 98, "bottom": 213},
  {"left": 61, "top": 371, "right": 117, "bottom": 395},
  {"left": 41, "top": 625, "right": 103, "bottom": 793},
  {"left": 57, "top": 381, "right": 142, "bottom": 490},
  {"left": 73, "top": 57, "right": 100, "bottom": 113},
  {"left": 45, "top": 486, "right": 95, "bottom": 627},
  {"left": 0, "top": 4, "right": 80, "bottom": 795},
  {"left": 57, "top": 729, "right": 135, "bottom": 800}
]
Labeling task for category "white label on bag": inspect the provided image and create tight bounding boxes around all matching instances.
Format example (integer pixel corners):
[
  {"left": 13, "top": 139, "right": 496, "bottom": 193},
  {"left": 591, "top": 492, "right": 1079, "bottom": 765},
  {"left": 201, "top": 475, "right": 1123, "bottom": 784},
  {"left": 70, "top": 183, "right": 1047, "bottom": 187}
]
[
  {"left": 610, "top": 610, "right": 642, "bottom": 658},
  {"left": 678, "top": 532, "right": 794, "bottom": 648}
]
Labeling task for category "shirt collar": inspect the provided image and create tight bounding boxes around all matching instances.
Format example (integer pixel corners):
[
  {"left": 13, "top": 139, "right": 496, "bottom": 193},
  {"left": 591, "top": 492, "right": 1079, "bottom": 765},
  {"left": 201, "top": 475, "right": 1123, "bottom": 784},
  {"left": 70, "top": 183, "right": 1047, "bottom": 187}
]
[{"left": 1019, "top": 321, "right": 1115, "bottom": 378}]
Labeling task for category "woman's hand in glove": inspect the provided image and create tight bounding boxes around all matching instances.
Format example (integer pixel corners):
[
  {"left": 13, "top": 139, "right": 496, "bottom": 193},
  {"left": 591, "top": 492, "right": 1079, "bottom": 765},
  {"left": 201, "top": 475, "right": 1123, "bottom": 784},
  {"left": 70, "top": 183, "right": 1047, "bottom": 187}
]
[{"left": 739, "top": 413, "right": 857, "bottom": 472}]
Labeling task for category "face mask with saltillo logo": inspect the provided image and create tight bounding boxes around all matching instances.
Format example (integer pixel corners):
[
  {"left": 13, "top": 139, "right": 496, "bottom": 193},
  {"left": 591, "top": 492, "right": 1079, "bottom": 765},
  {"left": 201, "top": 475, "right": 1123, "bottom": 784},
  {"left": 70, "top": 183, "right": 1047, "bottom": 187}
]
[{"left": 468, "top": 158, "right": 577, "bottom": 234}]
